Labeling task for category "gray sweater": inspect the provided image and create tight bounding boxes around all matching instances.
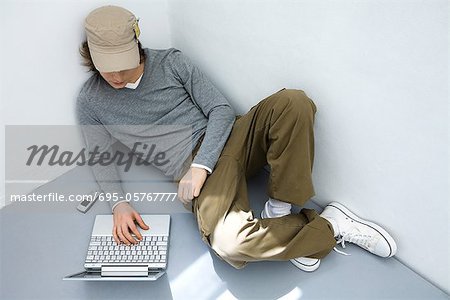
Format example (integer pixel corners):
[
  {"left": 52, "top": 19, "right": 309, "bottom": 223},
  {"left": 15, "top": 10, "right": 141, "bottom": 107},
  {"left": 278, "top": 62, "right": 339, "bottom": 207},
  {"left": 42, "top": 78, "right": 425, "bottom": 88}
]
[{"left": 76, "top": 48, "right": 236, "bottom": 210}]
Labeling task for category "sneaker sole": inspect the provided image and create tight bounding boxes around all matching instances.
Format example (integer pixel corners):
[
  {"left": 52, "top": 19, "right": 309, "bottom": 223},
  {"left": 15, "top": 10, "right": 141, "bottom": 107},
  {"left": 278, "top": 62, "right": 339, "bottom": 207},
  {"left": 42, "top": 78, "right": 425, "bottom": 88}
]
[
  {"left": 327, "top": 202, "right": 397, "bottom": 257},
  {"left": 290, "top": 257, "right": 321, "bottom": 272},
  {"left": 261, "top": 209, "right": 321, "bottom": 272}
]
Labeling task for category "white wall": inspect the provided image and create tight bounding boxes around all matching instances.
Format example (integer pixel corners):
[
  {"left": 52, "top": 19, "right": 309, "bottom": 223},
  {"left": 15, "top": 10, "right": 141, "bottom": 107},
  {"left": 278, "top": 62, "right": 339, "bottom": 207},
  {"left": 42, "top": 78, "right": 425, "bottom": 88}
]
[
  {"left": 0, "top": 0, "right": 172, "bottom": 207},
  {"left": 167, "top": 0, "right": 449, "bottom": 293}
]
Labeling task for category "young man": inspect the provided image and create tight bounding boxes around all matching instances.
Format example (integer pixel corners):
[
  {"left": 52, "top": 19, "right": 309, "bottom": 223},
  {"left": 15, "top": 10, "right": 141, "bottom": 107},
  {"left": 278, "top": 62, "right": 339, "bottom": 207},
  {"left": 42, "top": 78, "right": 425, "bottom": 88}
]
[{"left": 78, "top": 5, "right": 397, "bottom": 271}]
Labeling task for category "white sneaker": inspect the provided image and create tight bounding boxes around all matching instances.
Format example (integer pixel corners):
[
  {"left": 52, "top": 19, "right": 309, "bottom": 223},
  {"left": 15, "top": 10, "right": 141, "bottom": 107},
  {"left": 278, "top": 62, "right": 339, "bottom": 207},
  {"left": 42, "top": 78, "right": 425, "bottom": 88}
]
[
  {"left": 260, "top": 201, "right": 321, "bottom": 272},
  {"left": 290, "top": 256, "right": 321, "bottom": 272},
  {"left": 321, "top": 202, "right": 397, "bottom": 258}
]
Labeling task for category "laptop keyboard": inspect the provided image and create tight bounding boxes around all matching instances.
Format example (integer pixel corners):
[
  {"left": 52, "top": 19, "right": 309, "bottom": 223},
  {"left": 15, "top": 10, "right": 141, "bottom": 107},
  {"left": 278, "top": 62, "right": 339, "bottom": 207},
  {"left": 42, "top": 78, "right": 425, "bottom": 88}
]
[{"left": 85, "top": 235, "right": 168, "bottom": 268}]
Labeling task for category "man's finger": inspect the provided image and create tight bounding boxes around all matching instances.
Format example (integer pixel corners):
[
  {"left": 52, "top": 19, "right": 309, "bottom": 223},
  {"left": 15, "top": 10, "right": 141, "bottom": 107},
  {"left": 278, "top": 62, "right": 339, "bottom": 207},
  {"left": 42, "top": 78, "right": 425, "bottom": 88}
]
[
  {"left": 121, "top": 224, "right": 137, "bottom": 245},
  {"left": 193, "top": 185, "right": 201, "bottom": 198},
  {"left": 128, "top": 221, "right": 142, "bottom": 241},
  {"left": 113, "top": 225, "right": 120, "bottom": 245},
  {"left": 179, "top": 183, "right": 188, "bottom": 204},
  {"left": 187, "top": 183, "right": 194, "bottom": 200},
  {"left": 117, "top": 226, "right": 128, "bottom": 245},
  {"left": 134, "top": 212, "right": 149, "bottom": 230},
  {"left": 183, "top": 182, "right": 191, "bottom": 202}
]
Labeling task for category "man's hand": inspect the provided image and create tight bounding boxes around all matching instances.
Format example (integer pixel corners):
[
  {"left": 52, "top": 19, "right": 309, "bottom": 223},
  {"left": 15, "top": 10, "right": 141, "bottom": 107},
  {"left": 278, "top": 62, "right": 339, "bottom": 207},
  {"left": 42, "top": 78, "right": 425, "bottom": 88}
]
[
  {"left": 112, "top": 202, "right": 149, "bottom": 245},
  {"left": 178, "top": 167, "right": 208, "bottom": 204}
]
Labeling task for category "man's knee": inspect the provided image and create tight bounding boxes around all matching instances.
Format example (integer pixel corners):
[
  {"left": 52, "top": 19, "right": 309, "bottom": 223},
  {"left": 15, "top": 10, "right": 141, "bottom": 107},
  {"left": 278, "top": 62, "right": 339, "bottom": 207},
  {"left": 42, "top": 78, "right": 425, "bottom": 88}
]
[
  {"left": 266, "top": 89, "right": 316, "bottom": 126},
  {"left": 276, "top": 89, "right": 317, "bottom": 115},
  {"left": 210, "top": 234, "right": 241, "bottom": 261},
  {"left": 209, "top": 211, "right": 249, "bottom": 263}
]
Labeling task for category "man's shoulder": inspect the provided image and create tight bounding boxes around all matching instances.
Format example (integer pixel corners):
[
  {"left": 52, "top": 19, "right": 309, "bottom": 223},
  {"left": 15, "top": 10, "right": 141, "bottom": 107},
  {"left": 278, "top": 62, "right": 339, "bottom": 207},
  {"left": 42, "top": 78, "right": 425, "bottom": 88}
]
[
  {"left": 145, "top": 47, "right": 180, "bottom": 56},
  {"left": 145, "top": 47, "right": 184, "bottom": 65},
  {"left": 78, "top": 73, "right": 101, "bottom": 101}
]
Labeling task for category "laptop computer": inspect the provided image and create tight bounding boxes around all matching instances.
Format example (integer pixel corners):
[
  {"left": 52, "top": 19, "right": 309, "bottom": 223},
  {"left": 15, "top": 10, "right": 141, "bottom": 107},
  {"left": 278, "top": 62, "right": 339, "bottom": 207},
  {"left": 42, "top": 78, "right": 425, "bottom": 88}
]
[{"left": 64, "top": 214, "right": 170, "bottom": 281}]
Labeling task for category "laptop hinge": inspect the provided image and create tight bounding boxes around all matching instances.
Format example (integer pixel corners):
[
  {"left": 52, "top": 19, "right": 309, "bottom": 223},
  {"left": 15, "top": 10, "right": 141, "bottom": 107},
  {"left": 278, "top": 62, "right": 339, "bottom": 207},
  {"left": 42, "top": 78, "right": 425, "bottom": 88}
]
[{"left": 101, "top": 265, "right": 148, "bottom": 277}]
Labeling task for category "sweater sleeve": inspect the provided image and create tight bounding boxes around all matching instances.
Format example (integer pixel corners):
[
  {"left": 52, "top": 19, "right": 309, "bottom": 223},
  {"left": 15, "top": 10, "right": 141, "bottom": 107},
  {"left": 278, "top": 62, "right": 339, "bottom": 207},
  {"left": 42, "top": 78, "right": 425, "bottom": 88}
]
[
  {"left": 76, "top": 93, "right": 129, "bottom": 212},
  {"left": 168, "top": 49, "right": 236, "bottom": 172}
]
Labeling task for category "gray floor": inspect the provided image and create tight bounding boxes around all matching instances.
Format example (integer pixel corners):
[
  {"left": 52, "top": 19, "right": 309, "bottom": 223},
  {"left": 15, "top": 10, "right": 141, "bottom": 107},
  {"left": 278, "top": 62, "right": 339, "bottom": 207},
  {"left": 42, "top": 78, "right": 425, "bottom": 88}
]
[{"left": 1, "top": 161, "right": 448, "bottom": 299}]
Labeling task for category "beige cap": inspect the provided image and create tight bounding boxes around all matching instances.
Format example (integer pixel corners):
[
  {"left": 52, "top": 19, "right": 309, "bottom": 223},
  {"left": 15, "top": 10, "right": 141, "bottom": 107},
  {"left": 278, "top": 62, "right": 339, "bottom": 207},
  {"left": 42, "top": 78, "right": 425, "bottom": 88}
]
[{"left": 84, "top": 5, "right": 141, "bottom": 72}]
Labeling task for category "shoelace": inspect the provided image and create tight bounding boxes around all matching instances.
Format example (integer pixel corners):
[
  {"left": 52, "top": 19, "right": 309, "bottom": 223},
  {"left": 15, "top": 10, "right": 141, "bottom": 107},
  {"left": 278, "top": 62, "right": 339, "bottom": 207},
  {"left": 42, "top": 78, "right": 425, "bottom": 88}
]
[{"left": 332, "top": 231, "right": 375, "bottom": 256}]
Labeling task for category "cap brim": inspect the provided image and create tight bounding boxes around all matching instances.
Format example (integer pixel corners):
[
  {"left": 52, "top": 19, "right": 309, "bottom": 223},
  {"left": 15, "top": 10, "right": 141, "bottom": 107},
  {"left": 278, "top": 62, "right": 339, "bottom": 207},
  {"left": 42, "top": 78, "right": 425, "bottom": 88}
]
[{"left": 89, "top": 41, "right": 140, "bottom": 72}]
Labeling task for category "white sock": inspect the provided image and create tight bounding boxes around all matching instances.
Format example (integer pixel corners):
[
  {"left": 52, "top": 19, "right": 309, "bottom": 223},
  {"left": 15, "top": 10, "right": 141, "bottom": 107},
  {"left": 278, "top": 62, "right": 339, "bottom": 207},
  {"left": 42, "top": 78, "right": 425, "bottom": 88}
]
[
  {"left": 266, "top": 197, "right": 292, "bottom": 217},
  {"left": 322, "top": 216, "right": 339, "bottom": 237}
]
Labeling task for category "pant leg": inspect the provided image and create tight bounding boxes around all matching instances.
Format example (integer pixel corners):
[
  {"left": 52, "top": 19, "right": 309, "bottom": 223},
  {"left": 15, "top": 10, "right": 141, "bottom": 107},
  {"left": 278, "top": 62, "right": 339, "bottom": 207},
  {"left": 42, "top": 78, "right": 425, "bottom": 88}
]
[
  {"left": 192, "top": 88, "right": 336, "bottom": 268},
  {"left": 221, "top": 88, "right": 317, "bottom": 206}
]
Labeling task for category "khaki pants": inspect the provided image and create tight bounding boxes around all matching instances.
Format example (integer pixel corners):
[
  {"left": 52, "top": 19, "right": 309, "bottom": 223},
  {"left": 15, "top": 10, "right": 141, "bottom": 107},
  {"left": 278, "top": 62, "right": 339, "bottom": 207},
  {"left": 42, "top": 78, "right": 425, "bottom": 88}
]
[{"left": 188, "top": 88, "right": 336, "bottom": 269}]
